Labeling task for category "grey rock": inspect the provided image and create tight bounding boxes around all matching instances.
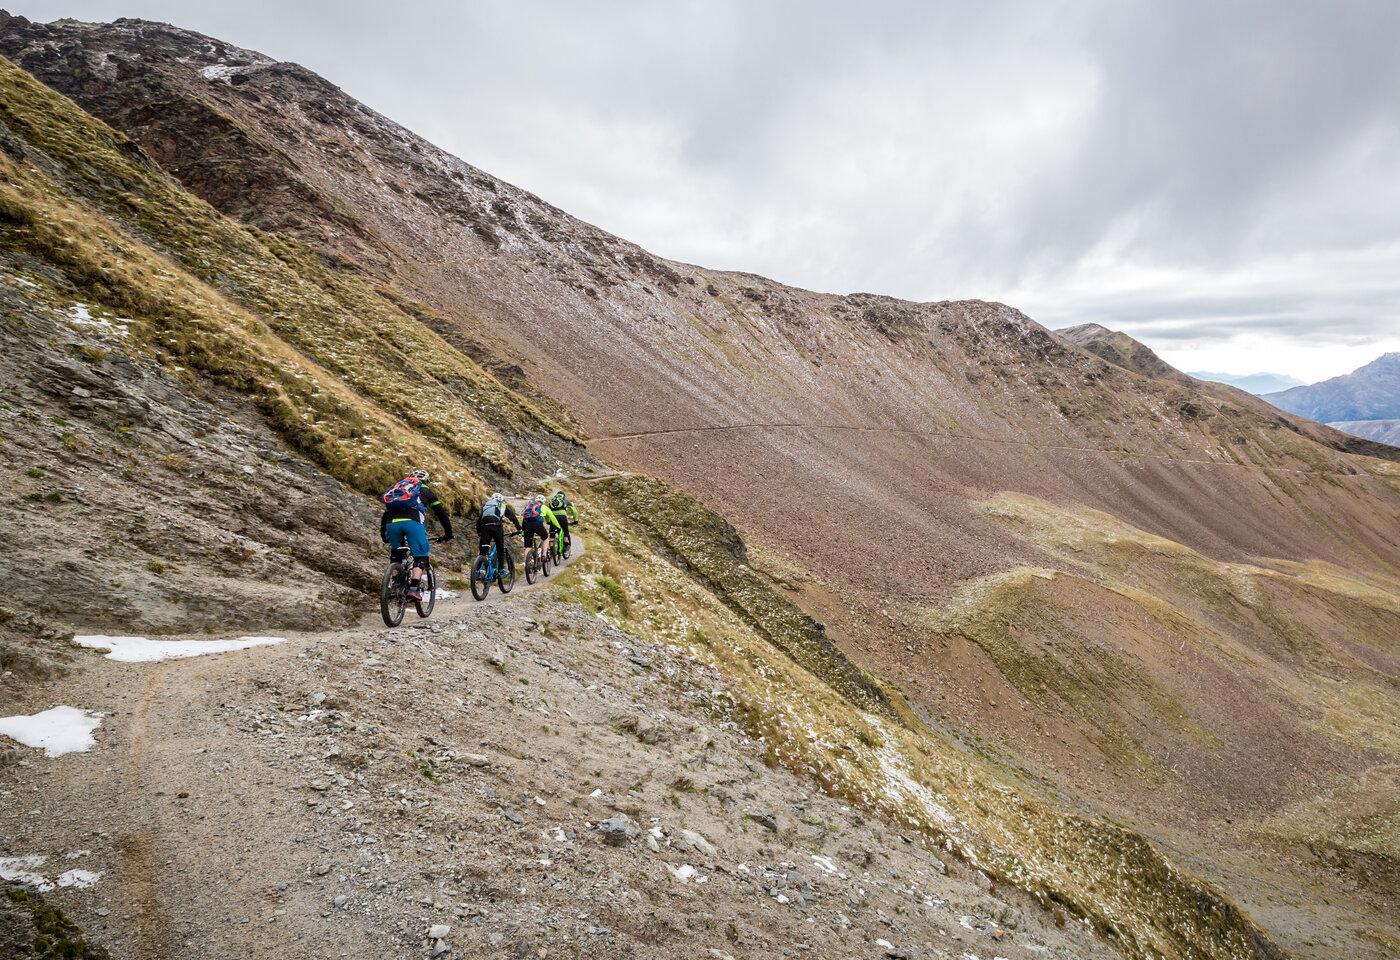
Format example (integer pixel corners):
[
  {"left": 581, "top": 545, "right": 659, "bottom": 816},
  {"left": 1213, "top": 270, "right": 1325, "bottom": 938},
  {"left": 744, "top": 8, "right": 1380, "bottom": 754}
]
[
  {"left": 679, "top": 828, "right": 717, "bottom": 857},
  {"left": 745, "top": 809, "right": 778, "bottom": 832},
  {"left": 502, "top": 808, "right": 523, "bottom": 824},
  {"left": 597, "top": 815, "right": 639, "bottom": 846},
  {"left": 428, "top": 923, "right": 451, "bottom": 939}
]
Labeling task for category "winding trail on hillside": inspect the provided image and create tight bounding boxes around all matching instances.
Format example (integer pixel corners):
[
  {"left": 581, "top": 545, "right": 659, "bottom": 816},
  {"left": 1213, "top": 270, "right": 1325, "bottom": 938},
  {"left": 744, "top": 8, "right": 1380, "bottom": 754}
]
[{"left": 586, "top": 420, "right": 1360, "bottom": 475}]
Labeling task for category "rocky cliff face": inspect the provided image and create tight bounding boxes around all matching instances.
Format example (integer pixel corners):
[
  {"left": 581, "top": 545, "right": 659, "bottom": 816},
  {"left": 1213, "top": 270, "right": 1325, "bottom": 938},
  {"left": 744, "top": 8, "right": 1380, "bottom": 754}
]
[{"left": 3, "top": 13, "right": 1400, "bottom": 960}]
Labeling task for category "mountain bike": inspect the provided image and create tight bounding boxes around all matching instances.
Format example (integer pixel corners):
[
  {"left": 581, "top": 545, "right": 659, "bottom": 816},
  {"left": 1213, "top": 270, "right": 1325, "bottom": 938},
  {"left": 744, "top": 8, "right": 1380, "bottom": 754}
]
[
  {"left": 380, "top": 535, "right": 448, "bottom": 627},
  {"left": 470, "top": 532, "right": 518, "bottom": 601},
  {"left": 550, "top": 521, "right": 579, "bottom": 565},
  {"left": 524, "top": 531, "right": 551, "bottom": 585}
]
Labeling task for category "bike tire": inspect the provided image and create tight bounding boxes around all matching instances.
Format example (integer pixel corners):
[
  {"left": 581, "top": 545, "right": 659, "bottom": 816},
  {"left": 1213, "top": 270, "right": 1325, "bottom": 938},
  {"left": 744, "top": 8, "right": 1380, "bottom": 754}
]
[
  {"left": 470, "top": 555, "right": 491, "bottom": 601},
  {"left": 414, "top": 565, "right": 436, "bottom": 618},
  {"left": 541, "top": 546, "right": 551, "bottom": 577},
  {"left": 524, "top": 550, "right": 538, "bottom": 585},
  {"left": 499, "top": 552, "right": 516, "bottom": 594},
  {"left": 381, "top": 563, "right": 406, "bottom": 627}
]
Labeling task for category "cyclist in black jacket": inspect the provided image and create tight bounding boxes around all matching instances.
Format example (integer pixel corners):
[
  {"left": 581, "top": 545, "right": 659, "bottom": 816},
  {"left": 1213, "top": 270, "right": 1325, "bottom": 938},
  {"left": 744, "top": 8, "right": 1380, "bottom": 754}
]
[{"left": 476, "top": 492, "right": 521, "bottom": 571}]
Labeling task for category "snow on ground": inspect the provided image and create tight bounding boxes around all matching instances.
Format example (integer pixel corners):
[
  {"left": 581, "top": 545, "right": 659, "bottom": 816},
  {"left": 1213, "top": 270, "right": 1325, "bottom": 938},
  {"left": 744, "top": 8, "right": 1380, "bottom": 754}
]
[
  {"left": 0, "top": 705, "right": 103, "bottom": 756},
  {"left": 0, "top": 855, "right": 103, "bottom": 892},
  {"left": 66, "top": 303, "right": 130, "bottom": 335},
  {"left": 74, "top": 635, "right": 287, "bottom": 663}
]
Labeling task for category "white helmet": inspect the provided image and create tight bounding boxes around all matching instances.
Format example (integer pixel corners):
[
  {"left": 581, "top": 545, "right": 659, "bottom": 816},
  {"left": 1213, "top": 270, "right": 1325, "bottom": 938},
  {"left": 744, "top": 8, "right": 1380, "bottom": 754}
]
[{"left": 490, "top": 492, "right": 505, "bottom": 504}]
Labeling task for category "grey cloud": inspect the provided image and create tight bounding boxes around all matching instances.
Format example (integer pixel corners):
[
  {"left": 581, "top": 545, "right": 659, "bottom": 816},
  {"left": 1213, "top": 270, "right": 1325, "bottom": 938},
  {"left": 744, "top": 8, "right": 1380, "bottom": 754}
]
[{"left": 11, "top": 0, "right": 1400, "bottom": 374}]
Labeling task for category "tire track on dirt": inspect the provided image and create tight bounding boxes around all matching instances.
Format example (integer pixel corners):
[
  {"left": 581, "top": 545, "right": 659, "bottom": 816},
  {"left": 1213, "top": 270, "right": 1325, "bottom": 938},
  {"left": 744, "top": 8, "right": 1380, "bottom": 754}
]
[{"left": 120, "top": 666, "right": 175, "bottom": 960}]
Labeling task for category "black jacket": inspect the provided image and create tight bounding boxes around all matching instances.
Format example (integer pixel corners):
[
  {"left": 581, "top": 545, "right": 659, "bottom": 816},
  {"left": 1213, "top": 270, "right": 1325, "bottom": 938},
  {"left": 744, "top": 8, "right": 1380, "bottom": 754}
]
[{"left": 380, "top": 484, "right": 453, "bottom": 541}]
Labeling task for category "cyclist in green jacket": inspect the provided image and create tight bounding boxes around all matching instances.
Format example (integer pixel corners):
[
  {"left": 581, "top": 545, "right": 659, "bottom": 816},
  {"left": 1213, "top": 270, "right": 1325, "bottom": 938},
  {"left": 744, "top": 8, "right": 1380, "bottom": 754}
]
[{"left": 548, "top": 489, "right": 578, "bottom": 552}]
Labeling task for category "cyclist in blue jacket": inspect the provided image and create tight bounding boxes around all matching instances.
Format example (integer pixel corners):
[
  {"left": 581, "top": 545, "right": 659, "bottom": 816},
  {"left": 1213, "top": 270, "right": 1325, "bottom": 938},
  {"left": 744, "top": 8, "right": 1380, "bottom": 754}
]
[{"left": 380, "top": 469, "right": 453, "bottom": 601}]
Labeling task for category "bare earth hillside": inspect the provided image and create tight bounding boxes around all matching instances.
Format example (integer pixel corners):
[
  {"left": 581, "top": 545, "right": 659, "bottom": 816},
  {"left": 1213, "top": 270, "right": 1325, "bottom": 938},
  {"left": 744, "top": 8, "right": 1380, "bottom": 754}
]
[{"left": 2, "top": 13, "right": 1399, "bottom": 960}]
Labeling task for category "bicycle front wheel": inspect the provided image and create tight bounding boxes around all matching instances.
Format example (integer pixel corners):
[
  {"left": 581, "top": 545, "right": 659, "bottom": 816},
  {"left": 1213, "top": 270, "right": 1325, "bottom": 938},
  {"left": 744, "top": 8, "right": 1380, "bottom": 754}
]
[
  {"left": 499, "top": 552, "right": 516, "bottom": 593},
  {"left": 524, "top": 550, "right": 539, "bottom": 585},
  {"left": 381, "top": 563, "right": 406, "bottom": 627},
  {"left": 471, "top": 555, "right": 491, "bottom": 601}
]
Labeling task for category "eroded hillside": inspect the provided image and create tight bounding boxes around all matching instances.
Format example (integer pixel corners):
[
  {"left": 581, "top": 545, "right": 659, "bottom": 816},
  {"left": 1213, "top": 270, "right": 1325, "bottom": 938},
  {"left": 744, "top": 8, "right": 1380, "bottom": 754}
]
[{"left": 2, "top": 12, "right": 1399, "bottom": 960}]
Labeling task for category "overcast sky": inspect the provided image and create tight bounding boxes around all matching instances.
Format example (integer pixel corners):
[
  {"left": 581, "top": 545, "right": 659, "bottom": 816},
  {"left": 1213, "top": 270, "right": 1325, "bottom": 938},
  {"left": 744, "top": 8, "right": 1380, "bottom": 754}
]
[{"left": 15, "top": 0, "right": 1400, "bottom": 381}]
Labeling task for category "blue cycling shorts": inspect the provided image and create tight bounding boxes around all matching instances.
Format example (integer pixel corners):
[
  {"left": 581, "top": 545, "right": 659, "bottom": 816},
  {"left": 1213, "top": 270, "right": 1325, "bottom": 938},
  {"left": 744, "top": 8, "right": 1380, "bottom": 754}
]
[{"left": 386, "top": 518, "right": 430, "bottom": 559}]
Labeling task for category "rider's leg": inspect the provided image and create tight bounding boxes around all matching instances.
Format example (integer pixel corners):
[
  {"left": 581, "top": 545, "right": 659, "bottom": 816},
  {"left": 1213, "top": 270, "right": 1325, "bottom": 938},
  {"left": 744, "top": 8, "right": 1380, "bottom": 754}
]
[{"left": 405, "top": 520, "right": 430, "bottom": 586}]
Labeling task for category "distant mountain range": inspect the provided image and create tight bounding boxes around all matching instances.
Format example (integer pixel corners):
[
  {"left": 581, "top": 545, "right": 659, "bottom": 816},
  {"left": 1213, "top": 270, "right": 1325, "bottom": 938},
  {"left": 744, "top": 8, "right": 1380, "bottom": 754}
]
[
  {"left": 1263, "top": 352, "right": 1400, "bottom": 447},
  {"left": 1188, "top": 370, "right": 1304, "bottom": 394},
  {"left": 1263, "top": 352, "right": 1400, "bottom": 421}
]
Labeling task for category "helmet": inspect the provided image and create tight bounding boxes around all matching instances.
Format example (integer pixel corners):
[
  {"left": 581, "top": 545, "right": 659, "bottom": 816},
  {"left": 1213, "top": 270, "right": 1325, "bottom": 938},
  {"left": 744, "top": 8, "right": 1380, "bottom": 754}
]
[
  {"left": 409, "top": 469, "right": 430, "bottom": 482},
  {"left": 489, "top": 492, "right": 505, "bottom": 504},
  {"left": 553, "top": 490, "right": 565, "bottom": 500},
  {"left": 534, "top": 494, "right": 546, "bottom": 504}
]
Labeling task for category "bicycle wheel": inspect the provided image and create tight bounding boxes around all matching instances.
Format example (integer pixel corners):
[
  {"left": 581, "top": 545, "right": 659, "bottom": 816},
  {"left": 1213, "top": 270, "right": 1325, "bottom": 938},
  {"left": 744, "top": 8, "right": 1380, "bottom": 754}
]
[
  {"left": 415, "top": 565, "right": 436, "bottom": 618},
  {"left": 381, "top": 563, "right": 406, "bottom": 627},
  {"left": 524, "top": 549, "right": 539, "bottom": 585},
  {"left": 498, "top": 552, "right": 516, "bottom": 593},
  {"left": 471, "top": 555, "right": 491, "bottom": 601},
  {"left": 541, "top": 546, "right": 551, "bottom": 577}
]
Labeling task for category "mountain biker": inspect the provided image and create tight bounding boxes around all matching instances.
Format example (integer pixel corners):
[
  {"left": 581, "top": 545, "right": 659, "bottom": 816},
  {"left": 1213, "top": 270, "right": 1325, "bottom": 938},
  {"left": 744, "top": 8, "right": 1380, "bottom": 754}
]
[
  {"left": 548, "top": 489, "right": 579, "bottom": 552},
  {"left": 476, "top": 492, "right": 521, "bottom": 572},
  {"left": 521, "top": 494, "right": 550, "bottom": 558},
  {"left": 380, "top": 469, "right": 453, "bottom": 601}
]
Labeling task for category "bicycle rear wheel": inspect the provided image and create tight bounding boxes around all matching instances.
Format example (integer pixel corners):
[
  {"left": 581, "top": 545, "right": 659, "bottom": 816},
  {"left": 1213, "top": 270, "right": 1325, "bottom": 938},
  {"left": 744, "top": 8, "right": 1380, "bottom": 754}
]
[
  {"left": 471, "top": 555, "right": 491, "bottom": 601},
  {"left": 381, "top": 563, "right": 406, "bottom": 627},
  {"left": 414, "top": 565, "right": 437, "bottom": 618}
]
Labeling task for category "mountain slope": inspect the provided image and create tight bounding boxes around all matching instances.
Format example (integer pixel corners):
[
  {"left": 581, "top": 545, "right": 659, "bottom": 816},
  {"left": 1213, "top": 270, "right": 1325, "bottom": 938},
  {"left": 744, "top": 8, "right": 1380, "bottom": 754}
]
[
  {"left": 0, "top": 46, "right": 1308, "bottom": 960},
  {"left": 3, "top": 14, "right": 1400, "bottom": 959},
  {"left": 1265, "top": 353, "right": 1400, "bottom": 423}
]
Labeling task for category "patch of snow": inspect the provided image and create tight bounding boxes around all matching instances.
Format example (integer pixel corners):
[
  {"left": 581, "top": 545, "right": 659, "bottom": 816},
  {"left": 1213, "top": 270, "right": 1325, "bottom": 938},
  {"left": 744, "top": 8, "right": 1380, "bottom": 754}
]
[
  {"left": 0, "top": 855, "right": 50, "bottom": 888},
  {"left": 66, "top": 303, "right": 129, "bottom": 336},
  {"left": 0, "top": 856, "right": 102, "bottom": 892},
  {"left": 58, "top": 869, "right": 101, "bottom": 888},
  {"left": 0, "top": 706, "right": 103, "bottom": 757},
  {"left": 200, "top": 63, "right": 238, "bottom": 81},
  {"left": 74, "top": 635, "right": 286, "bottom": 663}
]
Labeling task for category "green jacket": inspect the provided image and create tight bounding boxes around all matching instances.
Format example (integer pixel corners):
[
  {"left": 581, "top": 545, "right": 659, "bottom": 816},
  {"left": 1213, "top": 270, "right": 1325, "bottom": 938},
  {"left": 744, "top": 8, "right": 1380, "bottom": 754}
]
[{"left": 540, "top": 503, "right": 562, "bottom": 530}]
